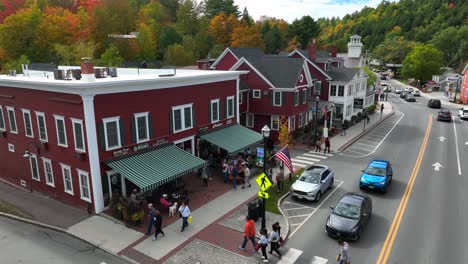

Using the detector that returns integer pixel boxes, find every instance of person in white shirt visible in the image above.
[337,240,351,264]
[241,163,251,189]
[268,224,282,258]
[259,228,269,262]
[179,202,191,232]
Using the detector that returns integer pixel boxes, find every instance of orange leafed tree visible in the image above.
[209,12,240,47]
[231,24,265,50]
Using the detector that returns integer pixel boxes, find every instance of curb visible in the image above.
[337,103,395,152]
[0,212,136,264]
[277,191,291,241]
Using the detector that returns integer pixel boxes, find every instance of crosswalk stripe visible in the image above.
[311,256,329,264]
[294,156,321,162]
[277,248,303,264]
[303,153,328,159]
[323,153,333,157]
[291,159,313,166]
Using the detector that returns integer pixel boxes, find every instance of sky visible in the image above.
[233,0,390,23]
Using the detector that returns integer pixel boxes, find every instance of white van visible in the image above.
[459,107,468,120]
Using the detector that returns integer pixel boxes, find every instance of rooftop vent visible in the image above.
[108,67,118,77]
[158,67,176,77]
[8,70,16,76]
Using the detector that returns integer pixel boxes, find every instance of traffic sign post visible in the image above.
[258,191,269,199]
[256,172,272,192]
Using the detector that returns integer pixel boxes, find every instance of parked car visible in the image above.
[394,87,403,94]
[413,90,421,96]
[407,87,414,94]
[359,160,393,193]
[406,93,416,102]
[290,165,334,202]
[380,75,387,80]
[400,91,407,99]
[458,107,468,120]
[427,99,441,108]
[326,192,372,240]
[437,109,452,122]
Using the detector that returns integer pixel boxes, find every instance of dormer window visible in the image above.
[325,61,331,71]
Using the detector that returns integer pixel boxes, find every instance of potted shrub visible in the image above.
[108,195,125,220]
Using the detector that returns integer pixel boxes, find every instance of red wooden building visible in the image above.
[0,60,261,213]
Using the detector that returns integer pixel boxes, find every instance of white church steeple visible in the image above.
[348,34,362,58]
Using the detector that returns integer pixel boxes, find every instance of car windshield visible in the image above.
[299,172,320,184]
[333,202,361,220]
[364,166,386,176]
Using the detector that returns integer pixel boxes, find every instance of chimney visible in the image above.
[81,57,95,82]
[331,45,337,58]
[308,39,317,62]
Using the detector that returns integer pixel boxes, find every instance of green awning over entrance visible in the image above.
[200,124,263,154]
[106,145,206,192]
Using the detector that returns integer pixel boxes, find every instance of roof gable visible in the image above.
[288,49,332,80]
[250,57,305,88]
[328,67,361,82]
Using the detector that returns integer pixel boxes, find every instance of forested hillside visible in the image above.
[0,0,466,72]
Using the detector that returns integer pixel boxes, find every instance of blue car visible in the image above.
[359,160,393,193]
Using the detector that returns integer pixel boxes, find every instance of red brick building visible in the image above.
[0,61,261,213]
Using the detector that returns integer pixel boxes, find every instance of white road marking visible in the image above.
[291,159,313,166]
[283,201,314,208]
[465,142,468,145]
[452,119,462,175]
[432,162,443,171]
[284,206,311,211]
[277,248,303,264]
[311,256,329,264]
[358,138,379,144]
[342,149,367,155]
[288,214,314,218]
[289,180,344,238]
[290,223,301,226]
[350,145,374,152]
[304,153,328,159]
[438,136,447,142]
[295,156,321,162]
[322,153,334,157]
[354,142,376,148]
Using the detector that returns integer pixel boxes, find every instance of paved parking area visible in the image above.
[340,112,404,157]
[281,180,343,237]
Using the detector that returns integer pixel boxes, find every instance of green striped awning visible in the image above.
[105,145,206,192]
[200,124,263,154]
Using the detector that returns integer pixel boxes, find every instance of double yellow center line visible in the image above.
[376,114,433,264]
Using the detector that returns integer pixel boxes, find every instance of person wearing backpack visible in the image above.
[269,224,282,258]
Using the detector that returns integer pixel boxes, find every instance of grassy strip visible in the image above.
[265,168,304,214]
[0,200,33,219]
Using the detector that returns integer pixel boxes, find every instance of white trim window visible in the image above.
[226,96,235,118]
[103,117,121,151]
[21,109,34,138]
[71,118,86,152]
[30,154,40,181]
[35,112,48,142]
[239,93,243,104]
[61,164,73,195]
[271,115,280,131]
[6,107,17,134]
[77,169,91,202]
[42,158,54,187]
[246,113,254,128]
[172,104,193,133]
[298,113,303,128]
[0,106,6,131]
[54,115,67,147]
[330,85,337,96]
[289,116,296,131]
[210,99,220,123]
[294,90,299,106]
[134,112,149,143]
[252,89,261,98]
[273,91,282,106]
[302,89,307,104]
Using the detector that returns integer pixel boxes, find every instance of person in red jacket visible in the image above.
[239,215,257,250]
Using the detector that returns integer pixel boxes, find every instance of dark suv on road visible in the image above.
[427,99,441,108]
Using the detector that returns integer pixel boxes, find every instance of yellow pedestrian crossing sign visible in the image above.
[258,191,269,199]
[256,173,272,191]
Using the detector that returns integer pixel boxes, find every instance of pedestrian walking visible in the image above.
[268,224,282,258]
[239,215,256,250]
[241,163,251,189]
[337,240,351,264]
[152,210,165,240]
[179,202,191,232]
[259,228,269,262]
[380,103,384,119]
[222,159,228,183]
[201,165,208,187]
[315,137,322,152]
[232,162,239,190]
[273,221,283,245]
[341,120,347,136]
[146,203,155,235]
[324,137,331,153]
[276,167,284,192]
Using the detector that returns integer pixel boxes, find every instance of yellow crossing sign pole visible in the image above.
[258,191,269,199]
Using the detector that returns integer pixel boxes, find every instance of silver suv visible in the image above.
[290,165,334,202]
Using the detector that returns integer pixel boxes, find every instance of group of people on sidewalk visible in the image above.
[239,215,283,263]
[222,152,252,191]
[315,137,331,153]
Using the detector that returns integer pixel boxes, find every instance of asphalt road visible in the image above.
[0,216,130,264]
[284,79,468,263]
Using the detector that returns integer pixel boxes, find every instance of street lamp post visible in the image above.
[260,125,270,231]
[22,142,40,192]
[314,96,319,145]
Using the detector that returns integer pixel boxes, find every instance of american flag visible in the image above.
[273,145,294,174]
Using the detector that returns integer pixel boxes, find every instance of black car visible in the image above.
[400,91,407,99]
[437,109,452,122]
[427,99,441,108]
[326,192,372,240]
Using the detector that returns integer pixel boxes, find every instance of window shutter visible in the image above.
[131,117,136,143]
[191,106,196,128]
[148,113,154,139]
[119,119,126,146]
[271,92,274,106]
[233,96,237,119]
[225,99,228,119]
[294,92,298,105]
[208,103,212,123]
[281,92,286,106]
[98,123,106,151]
[169,110,173,133]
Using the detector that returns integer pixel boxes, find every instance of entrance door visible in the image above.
[107,171,124,198]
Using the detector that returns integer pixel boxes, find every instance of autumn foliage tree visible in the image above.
[278,121,291,147]
[209,12,239,47]
[231,23,265,50]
